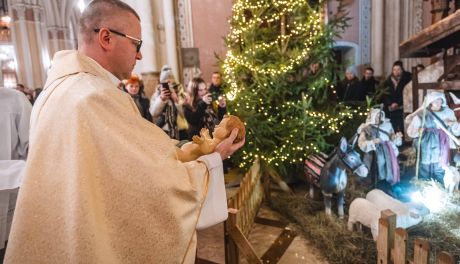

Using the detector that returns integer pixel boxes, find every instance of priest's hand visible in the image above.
[215,128,245,160]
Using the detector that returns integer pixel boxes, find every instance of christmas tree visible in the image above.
[222,0,356,177]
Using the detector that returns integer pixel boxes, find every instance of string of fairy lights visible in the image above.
[237,112,368,168]
[224,0,368,168]
[233,97,367,168]
[224,2,323,100]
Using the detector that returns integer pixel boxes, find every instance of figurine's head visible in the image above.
[431,98,443,111]
[425,91,446,112]
[366,108,385,125]
[213,115,245,143]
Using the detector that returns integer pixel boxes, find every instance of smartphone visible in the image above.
[161,83,169,90]
[211,91,219,101]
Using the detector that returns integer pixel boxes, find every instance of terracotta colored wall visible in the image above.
[328,0,359,44]
[190,0,233,83]
[422,0,432,29]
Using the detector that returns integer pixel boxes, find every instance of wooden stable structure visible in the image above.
[377,210,456,264]
[224,159,264,264]
[400,9,460,110]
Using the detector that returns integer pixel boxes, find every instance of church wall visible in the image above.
[327,0,365,77]
[328,0,360,45]
[10,0,449,93]
[190,0,232,84]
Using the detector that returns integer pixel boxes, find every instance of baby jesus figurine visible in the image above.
[176,115,245,162]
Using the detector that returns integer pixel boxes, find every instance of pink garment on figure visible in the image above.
[383,141,399,185]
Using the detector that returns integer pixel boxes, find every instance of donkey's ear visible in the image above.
[351,134,358,148]
[339,137,348,153]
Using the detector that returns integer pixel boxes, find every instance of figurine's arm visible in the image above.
[445,110,460,136]
[407,115,422,139]
[201,128,212,140]
[192,128,211,144]
[192,135,205,145]
[176,138,216,162]
[391,132,403,147]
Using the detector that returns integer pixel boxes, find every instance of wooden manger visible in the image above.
[224,158,264,264]
[377,210,457,264]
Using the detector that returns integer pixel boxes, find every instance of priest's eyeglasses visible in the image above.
[94,28,143,53]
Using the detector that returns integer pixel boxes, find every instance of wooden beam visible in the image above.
[413,81,460,91]
[439,53,460,82]
[261,228,296,263]
[225,210,240,264]
[228,225,262,264]
[439,80,460,90]
[254,216,287,228]
[417,82,440,91]
[400,10,460,58]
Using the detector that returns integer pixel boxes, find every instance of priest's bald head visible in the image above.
[78,0,142,80]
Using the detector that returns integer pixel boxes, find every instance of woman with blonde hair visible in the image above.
[149,65,187,139]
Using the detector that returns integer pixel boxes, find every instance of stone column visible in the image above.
[371,0,385,77]
[162,0,179,79]
[11,4,32,86]
[10,2,49,89]
[47,27,59,58]
[121,0,160,96]
[133,0,159,74]
[177,0,198,85]
[359,0,371,67]
[59,28,71,51]
[401,0,423,71]
[32,5,49,86]
[383,0,401,76]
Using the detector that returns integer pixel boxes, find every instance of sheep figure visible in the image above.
[347,198,381,241]
[365,189,426,229]
[442,165,460,193]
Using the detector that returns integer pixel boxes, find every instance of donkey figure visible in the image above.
[315,137,368,218]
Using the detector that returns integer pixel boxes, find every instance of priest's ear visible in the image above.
[95,28,115,52]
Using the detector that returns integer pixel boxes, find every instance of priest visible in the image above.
[5,0,244,263]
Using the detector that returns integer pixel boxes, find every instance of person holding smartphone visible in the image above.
[149,65,187,139]
[184,77,227,140]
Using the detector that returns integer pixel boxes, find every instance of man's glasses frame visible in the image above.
[94,28,142,53]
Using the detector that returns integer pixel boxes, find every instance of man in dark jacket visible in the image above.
[360,66,378,98]
[208,71,224,98]
[382,63,411,134]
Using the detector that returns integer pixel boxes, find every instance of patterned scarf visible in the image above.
[164,100,178,139]
[203,106,219,136]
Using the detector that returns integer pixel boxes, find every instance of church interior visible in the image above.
[1,0,460,263]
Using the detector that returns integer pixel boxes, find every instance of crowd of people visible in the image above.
[336,60,416,137]
[1,1,246,263]
[116,68,227,142]
[2,0,458,262]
